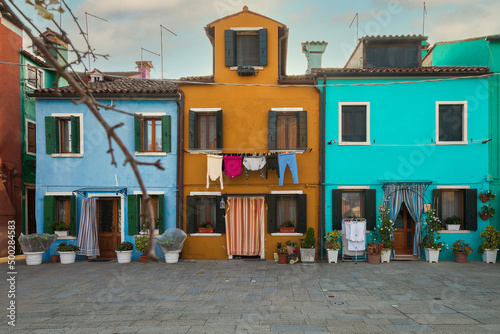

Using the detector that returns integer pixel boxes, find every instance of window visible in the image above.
[128,194,164,235]
[365,45,420,68]
[26,65,43,89]
[339,103,370,145]
[134,114,171,154]
[186,196,225,233]
[268,110,307,150]
[189,109,223,150]
[45,115,82,155]
[26,120,36,155]
[332,189,376,230]
[43,195,76,235]
[436,102,467,144]
[267,194,306,233]
[433,188,477,230]
[224,29,267,67]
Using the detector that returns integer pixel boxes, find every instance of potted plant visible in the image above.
[479,190,495,203]
[57,242,80,264]
[299,227,316,262]
[154,218,160,235]
[18,233,57,265]
[419,210,444,263]
[285,240,297,255]
[444,215,462,231]
[115,241,134,263]
[134,235,149,263]
[277,243,288,264]
[479,205,495,220]
[478,225,500,263]
[157,228,187,263]
[289,249,299,263]
[237,65,256,76]
[198,221,214,233]
[52,220,71,237]
[365,241,383,264]
[279,220,295,233]
[373,204,394,263]
[452,239,473,263]
[324,230,341,263]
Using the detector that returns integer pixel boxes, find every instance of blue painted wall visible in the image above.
[35,98,178,260]
[321,76,490,261]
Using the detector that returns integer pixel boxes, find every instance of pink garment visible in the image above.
[224,156,243,179]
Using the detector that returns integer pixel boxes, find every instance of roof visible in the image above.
[30,78,178,97]
[177,75,215,83]
[21,50,52,69]
[278,74,315,84]
[361,34,428,43]
[313,66,491,77]
[206,5,286,27]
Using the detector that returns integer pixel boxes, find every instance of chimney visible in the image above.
[135,61,154,79]
[302,41,328,74]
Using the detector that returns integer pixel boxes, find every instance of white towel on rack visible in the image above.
[349,222,366,242]
[348,240,365,251]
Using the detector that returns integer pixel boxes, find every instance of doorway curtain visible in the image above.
[77,197,100,256]
[225,196,264,256]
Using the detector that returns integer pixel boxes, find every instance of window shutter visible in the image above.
[216,110,223,150]
[43,195,55,233]
[45,116,59,154]
[134,115,141,152]
[297,194,307,233]
[298,111,307,150]
[70,196,77,236]
[464,189,478,231]
[332,189,343,230]
[71,116,80,154]
[267,194,277,233]
[258,29,268,66]
[162,115,171,153]
[186,196,197,234]
[224,30,236,67]
[216,196,226,234]
[268,110,277,150]
[364,189,376,230]
[189,110,195,149]
[158,194,165,234]
[128,195,139,235]
[432,189,443,222]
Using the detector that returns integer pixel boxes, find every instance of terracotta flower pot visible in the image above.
[140,255,148,263]
[51,255,60,263]
[480,195,489,203]
[280,227,296,233]
[479,213,490,221]
[198,227,214,233]
[278,253,288,264]
[454,252,468,263]
[367,253,381,264]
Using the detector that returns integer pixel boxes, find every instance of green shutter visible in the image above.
[267,194,276,233]
[43,195,56,233]
[45,116,59,154]
[464,189,478,231]
[298,111,307,150]
[162,115,171,153]
[70,116,80,154]
[216,196,226,234]
[364,189,376,230]
[189,110,195,149]
[268,110,277,150]
[186,196,197,234]
[224,30,236,67]
[258,29,268,66]
[297,194,307,233]
[134,115,141,152]
[158,194,165,234]
[128,195,139,235]
[432,189,443,222]
[70,196,77,236]
[216,110,223,150]
[332,189,343,230]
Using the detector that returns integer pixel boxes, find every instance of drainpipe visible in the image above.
[176,88,185,230]
[317,75,326,259]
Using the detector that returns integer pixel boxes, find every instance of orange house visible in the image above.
[178,7,320,260]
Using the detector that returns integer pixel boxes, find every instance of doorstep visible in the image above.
[393,254,421,261]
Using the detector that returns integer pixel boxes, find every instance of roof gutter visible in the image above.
[314,71,492,77]
[28,92,180,99]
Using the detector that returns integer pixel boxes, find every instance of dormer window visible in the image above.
[365,45,420,68]
[224,28,267,67]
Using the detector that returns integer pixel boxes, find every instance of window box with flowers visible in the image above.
[279,220,295,233]
[365,241,383,264]
[237,65,257,76]
[373,204,394,263]
[479,190,495,203]
[419,209,446,263]
[452,239,473,263]
[444,215,462,231]
[198,221,214,233]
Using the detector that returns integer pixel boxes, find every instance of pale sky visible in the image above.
[12,0,500,79]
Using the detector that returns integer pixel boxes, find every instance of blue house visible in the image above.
[315,35,491,261]
[31,77,180,260]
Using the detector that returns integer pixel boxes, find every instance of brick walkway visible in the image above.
[2,257,500,333]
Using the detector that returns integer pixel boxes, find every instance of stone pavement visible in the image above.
[2,257,500,333]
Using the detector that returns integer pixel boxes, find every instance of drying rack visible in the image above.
[341,218,367,263]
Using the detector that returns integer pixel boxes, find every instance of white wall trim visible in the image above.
[135,152,167,156]
[134,112,166,117]
[337,186,370,190]
[133,191,165,195]
[270,190,303,194]
[189,233,223,237]
[338,102,370,146]
[435,101,468,145]
[189,191,222,196]
[190,108,221,112]
[51,153,84,158]
[436,185,470,189]
[271,107,303,112]
[231,27,263,31]
[45,192,74,196]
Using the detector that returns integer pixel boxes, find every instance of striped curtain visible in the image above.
[383,184,404,222]
[77,198,100,256]
[225,196,264,256]
[402,184,425,257]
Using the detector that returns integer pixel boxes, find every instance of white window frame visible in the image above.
[435,101,468,145]
[134,112,167,156]
[188,108,223,154]
[26,119,36,156]
[50,113,84,157]
[26,65,44,90]
[338,102,370,146]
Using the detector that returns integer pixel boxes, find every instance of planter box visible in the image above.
[198,228,214,233]
[24,251,45,265]
[116,250,133,263]
[326,249,339,263]
[482,249,498,263]
[237,68,256,76]
[278,253,288,264]
[55,230,70,237]
[165,251,180,263]
[425,248,441,263]
[280,227,296,233]
[446,224,460,231]
[300,247,315,262]
[380,249,391,263]
[367,253,381,264]
[454,252,468,263]
[59,251,76,264]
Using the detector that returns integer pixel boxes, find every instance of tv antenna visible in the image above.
[349,13,359,41]
[85,12,108,70]
[422,2,427,35]
[140,47,160,77]
[160,25,177,80]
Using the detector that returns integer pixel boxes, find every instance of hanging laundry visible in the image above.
[206,155,223,190]
[278,152,299,186]
[265,153,279,179]
[242,156,266,179]
[224,155,243,179]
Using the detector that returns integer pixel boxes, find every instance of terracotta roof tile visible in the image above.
[312,66,491,76]
[177,75,214,82]
[21,50,52,69]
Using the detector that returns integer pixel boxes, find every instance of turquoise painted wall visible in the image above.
[322,76,490,261]
[431,39,490,67]
[35,98,178,260]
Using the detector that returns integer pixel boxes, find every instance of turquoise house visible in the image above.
[316,35,491,261]
[31,78,180,260]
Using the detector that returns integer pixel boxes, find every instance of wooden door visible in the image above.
[393,204,415,255]
[97,198,120,258]
[27,188,37,234]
